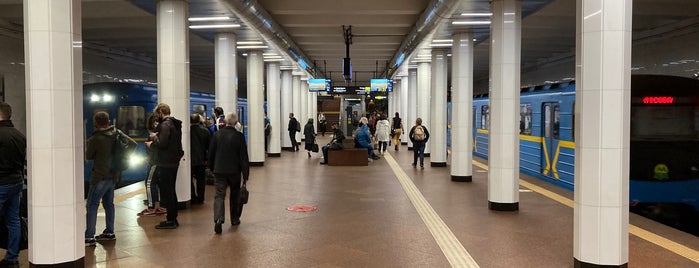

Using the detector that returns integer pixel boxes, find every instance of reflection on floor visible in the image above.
[6,136,699,267]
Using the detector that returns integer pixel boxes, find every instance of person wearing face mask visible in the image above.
[145,103,184,229]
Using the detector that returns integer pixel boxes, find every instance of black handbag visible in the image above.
[311,143,319,153]
[239,181,249,204]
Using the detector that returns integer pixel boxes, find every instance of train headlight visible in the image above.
[129,154,145,167]
[90,94,100,102]
[103,94,114,102]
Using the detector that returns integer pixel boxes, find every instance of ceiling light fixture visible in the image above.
[429,43,452,47]
[189,24,241,29]
[237,41,264,45]
[432,39,453,43]
[188,16,231,21]
[461,13,492,17]
[452,21,491,25]
[237,45,269,49]
[263,59,285,62]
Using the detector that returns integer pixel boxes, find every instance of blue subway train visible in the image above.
[82,82,249,188]
[465,75,699,234]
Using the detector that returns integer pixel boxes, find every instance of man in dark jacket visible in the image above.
[146,103,184,229]
[0,102,25,266]
[85,111,136,246]
[190,114,210,204]
[320,123,344,165]
[208,112,250,234]
[287,113,300,151]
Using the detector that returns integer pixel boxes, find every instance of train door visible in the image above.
[541,103,561,179]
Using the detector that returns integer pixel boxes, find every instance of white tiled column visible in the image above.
[247,50,265,166]
[24,0,84,265]
[311,92,318,133]
[451,32,475,182]
[574,0,631,266]
[266,62,282,156]
[300,78,308,135]
[280,70,292,150]
[292,74,302,144]
[407,67,418,150]
[430,49,448,166]
[215,32,238,115]
[417,62,431,156]
[400,75,409,145]
[488,0,521,211]
[157,0,190,203]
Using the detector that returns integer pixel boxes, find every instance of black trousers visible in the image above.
[191,165,206,203]
[289,131,298,151]
[214,174,243,223]
[156,166,179,221]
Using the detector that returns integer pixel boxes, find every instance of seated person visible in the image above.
[320,122,345,165]
[354,117,379,160]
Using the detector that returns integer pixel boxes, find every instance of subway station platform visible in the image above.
[8,137,699,267]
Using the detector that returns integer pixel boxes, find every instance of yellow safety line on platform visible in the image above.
[384,153,479,268]
[471,160,699,264]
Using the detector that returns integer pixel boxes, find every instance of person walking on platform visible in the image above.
[392,112,403,151]
[375,114,391,155]
[146,103,184,229]
[355,117,379,160]
[303,118,316,158]
[85,111,136,245]
[287,113,300,151]
[208,112,250,234]
[409,117,430,169]
[0,102,26,265]
[190,114,210,204]
[318,112,326,136]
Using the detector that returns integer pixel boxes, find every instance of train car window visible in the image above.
[481,105,490,130]
[553,105,560,139]
[520,103,532,135]
[473,106,476,131]
[542,103,560,139]
[192,104,206,117]
[116,106,146,137]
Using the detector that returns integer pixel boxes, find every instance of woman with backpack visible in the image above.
[409,117,430,169]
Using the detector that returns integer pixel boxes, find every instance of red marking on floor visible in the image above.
[287,205,317,212]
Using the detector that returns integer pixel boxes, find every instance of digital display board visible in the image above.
[370,79,393,92]
[308,78,331,92]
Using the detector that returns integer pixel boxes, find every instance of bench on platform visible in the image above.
[328,148,368,166]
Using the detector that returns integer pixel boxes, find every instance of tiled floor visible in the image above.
[7,136,699,267]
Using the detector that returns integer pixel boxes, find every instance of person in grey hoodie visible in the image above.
[146,103,184,229]
[85,111,136,246]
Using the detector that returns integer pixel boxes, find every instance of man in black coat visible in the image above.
[287,113,299,151]
[190,114,210,204]
[208,112,250,234]
[0,102,25,266]
[146,103,184,229]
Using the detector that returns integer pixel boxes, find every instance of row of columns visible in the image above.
[386,0,631,266]
[22,0,631,266]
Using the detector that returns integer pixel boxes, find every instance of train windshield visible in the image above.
[116,106,146,137]
[631,105,699,140]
